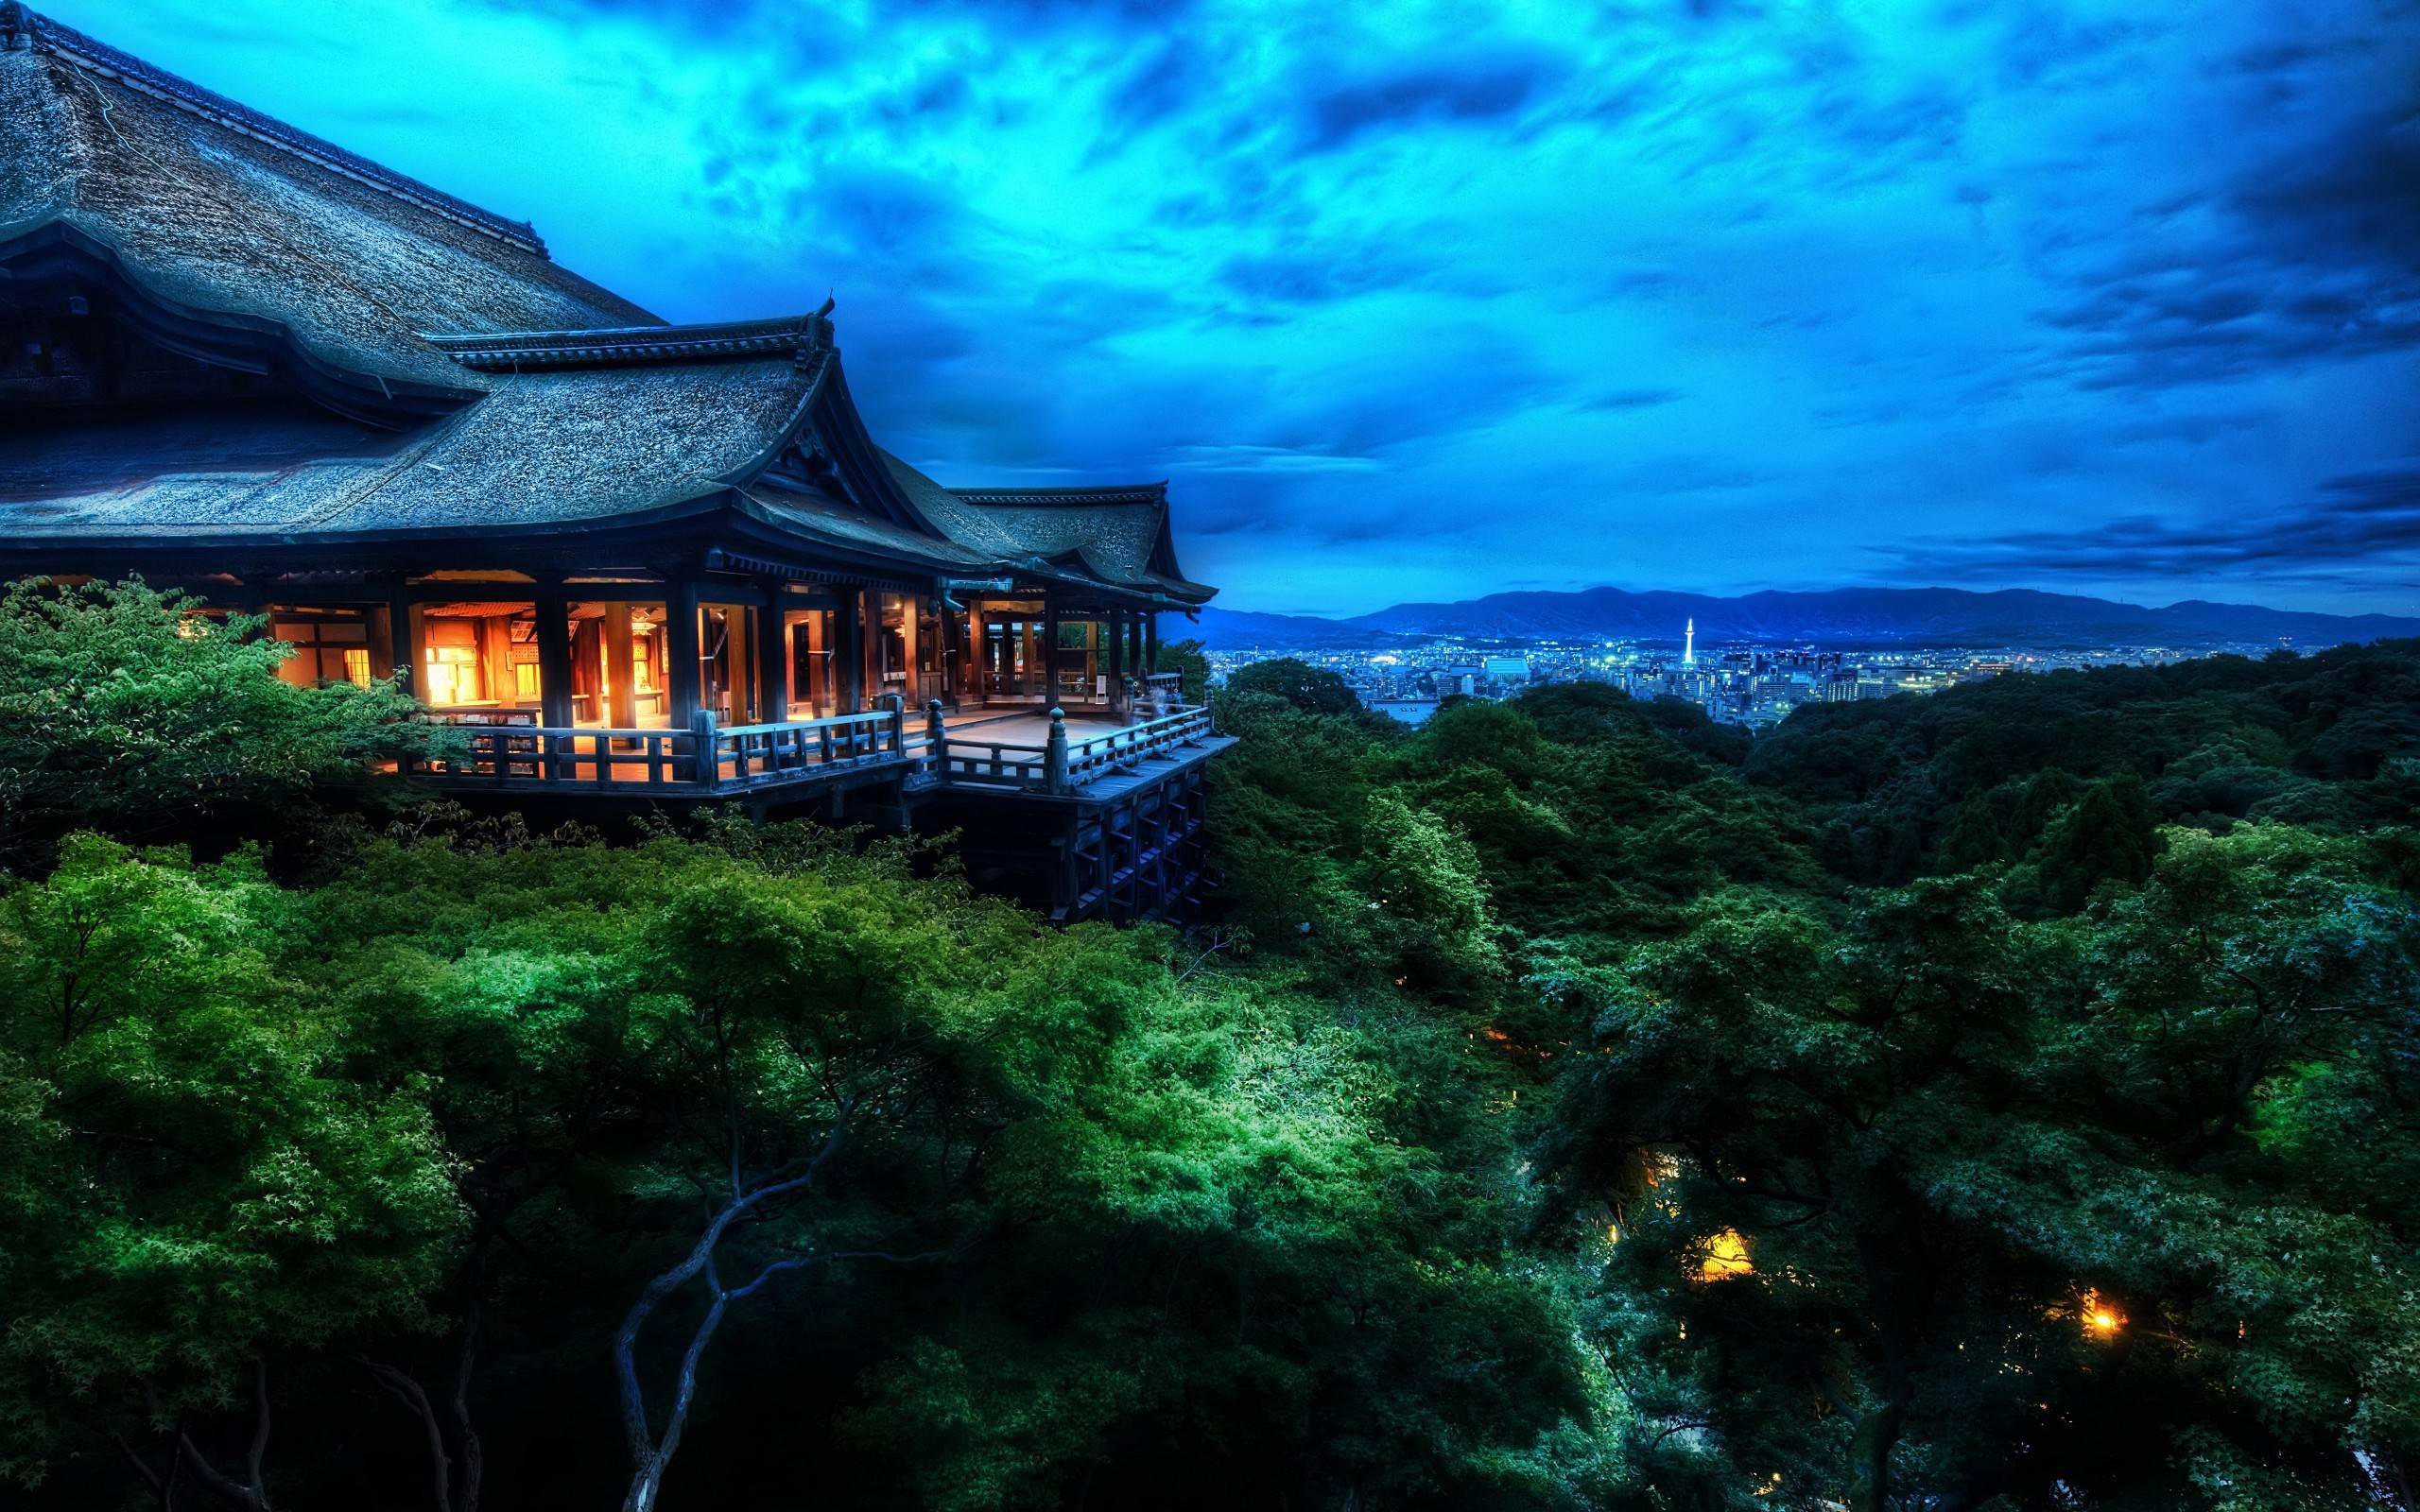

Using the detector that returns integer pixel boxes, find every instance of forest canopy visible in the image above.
[3,583,2416,1511]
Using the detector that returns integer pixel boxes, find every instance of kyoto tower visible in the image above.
[1683,617,1696,666]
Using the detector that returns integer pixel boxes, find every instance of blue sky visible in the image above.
[56,0,2420,616]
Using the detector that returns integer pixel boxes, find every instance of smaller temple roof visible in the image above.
[950,484,1213,604]
[872,457,1212,603]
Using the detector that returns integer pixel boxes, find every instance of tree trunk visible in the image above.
[453,1313,484,1512]
[623,1451,671,1512]
[1847,1398,1902,1511]
[168,1361,275,1511]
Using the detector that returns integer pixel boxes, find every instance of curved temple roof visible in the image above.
[0,5,1214,607]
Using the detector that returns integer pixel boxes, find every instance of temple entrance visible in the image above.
[1056,618,1101,706]
[974,598,1046,703]
[784,606,838,718]
[413,601,541,717]
[873,592,918,704]
[698,603,760,724]
[567,601,669,730]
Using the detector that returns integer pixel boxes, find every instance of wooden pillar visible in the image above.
[964,600,986,706]
[899,594,922,706]
[1145,610,1160,674]
[536,580,573,728]
[604,604,637,728]
[1042,593,1061,709]
[385,589,415,693]
[1108,606,1128,716]
[804,609,828,715]
[833,592,863,712]
[477,613,513,708]
[757,588,789,723]
[666,576,701,727]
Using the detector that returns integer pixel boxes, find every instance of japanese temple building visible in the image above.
[0,5,1229,921]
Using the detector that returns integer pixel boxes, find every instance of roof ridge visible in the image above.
[950,482,1168,506]
[423,313,837,370]
[2,3,550,258]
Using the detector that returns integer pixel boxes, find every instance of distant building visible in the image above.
[1484,655,1532,685]
[1365,697,1441,727]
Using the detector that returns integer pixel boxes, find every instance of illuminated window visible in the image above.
[271,610,373,689]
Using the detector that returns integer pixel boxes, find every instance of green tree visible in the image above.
[2017,768,2163,913]
[1221,658,1367,718]
[0,577,449,870]
[1536,826,2420,1508]
[0,834,463,1504]
[1153,634,1213,703]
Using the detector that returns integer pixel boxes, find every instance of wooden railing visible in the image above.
[926,735,1052,790]
[413,708,908,792]
[412,697,1216,799]
[924,700,1216,797]
[1061,704,1215,786]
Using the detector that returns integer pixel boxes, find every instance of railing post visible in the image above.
[1045,705,1070,795]
[925,698,948,780]
[690,708,719,787]
[880,692,906,755]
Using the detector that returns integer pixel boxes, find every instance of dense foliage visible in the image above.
[0,578,447,871]
[2,586,2415,1509]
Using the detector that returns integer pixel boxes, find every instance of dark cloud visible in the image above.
[1297,48,1568,152]
[2032,88,2420,390]
[1215,248,1437,305]
[1883,465,2420,580]
[1104,41,1204,131]
[1582,388,1685,412]
[2232,105,2420,277]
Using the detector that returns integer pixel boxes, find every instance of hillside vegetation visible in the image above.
[2,582,2415,1510]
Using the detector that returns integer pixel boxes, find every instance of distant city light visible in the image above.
[1205,630,2251,731]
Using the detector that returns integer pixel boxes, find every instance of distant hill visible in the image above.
[1173,587,2420,651]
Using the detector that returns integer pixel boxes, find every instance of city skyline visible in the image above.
[55,0,2420,620]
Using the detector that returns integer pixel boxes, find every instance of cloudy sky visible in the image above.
[55,0,2420,616]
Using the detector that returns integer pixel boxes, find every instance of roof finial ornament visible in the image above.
[816,293,836,318]
[2,3,33,51]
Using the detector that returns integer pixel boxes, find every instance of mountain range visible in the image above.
[1175,587,2420,652]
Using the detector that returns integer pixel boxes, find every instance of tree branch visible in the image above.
[357,1356,451,1512]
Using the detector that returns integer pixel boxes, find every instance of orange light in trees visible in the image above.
[2080,1288,2124,1339]
[1696,1228,1753,1282]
